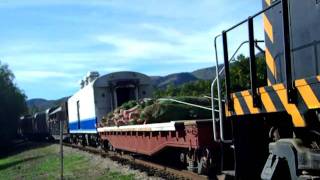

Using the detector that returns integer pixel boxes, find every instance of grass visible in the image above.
[0,143,134,180]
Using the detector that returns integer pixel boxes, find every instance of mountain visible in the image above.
[192,66,215,80]
[27,97,68,113]
[151,65,224,88]
[152,72,199,88]
[27,98,55,111]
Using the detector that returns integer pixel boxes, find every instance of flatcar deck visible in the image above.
[98,119,214,156]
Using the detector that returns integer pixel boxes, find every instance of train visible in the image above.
[19,0,320,179]
[19,71,153,143]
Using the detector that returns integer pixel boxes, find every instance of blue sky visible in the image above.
[0,0,264,100]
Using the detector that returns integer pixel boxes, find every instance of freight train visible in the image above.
[19,0,320,179]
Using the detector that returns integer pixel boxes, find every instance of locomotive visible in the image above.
[19,0,320,179]
[210,0,320,179]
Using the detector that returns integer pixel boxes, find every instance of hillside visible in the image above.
[191,66,215,80]
[153,72,199,88]
[27,97,68,113]
[152,65,223,88]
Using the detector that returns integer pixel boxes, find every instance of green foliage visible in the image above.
[229,54,267,92]
[140,98,212,123]
[120,100,138,110]
[153,80,211,98]
[0,61,28,145]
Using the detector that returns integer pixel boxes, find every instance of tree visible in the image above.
[0,61,28,146]
[153,80,212,98]
[230,54,267,92]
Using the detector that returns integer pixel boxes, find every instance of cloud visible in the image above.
[94,22,219,63]
[14,70,71,81]
[96,34,176,59]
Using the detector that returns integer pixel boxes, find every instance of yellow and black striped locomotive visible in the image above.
[213,0,320,179]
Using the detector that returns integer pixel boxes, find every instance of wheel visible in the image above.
[197,157,208,175]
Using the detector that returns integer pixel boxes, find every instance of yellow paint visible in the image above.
[261,89,277,112]
[263,13,274,43]
[275,85,306,127]
[267,79,272,86]
[295,79,307,86]
[297,80,320,109]
[266,48,276,79]
[233,98,244,115]
[225,104,232,117]
[240,90,250,97]
[265,0,271,6]
[241,91,260,114]
[272,83,285,91]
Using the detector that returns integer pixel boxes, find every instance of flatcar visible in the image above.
[67,71,153,146]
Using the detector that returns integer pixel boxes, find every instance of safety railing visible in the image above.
[211,0,293,143]
[211,39,264,142]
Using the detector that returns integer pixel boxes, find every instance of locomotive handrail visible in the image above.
[211,37,264,142]
[203,95,225,102]
[212,0,288,143]
[224,0,281,33]
[158,98,212,111]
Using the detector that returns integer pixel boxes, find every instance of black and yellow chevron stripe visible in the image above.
[263,0,277,86]
[225,76,320,128]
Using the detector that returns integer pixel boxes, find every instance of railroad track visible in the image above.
[63,143,209,180]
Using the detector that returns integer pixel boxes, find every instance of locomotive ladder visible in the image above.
[211,0,284,143]
[211,0,294,143]
[211,38,264,143]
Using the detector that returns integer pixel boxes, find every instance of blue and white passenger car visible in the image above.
[68,71,153,145]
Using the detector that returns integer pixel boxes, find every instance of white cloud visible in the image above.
[94,21,242,65]
[15,70,71,81]
[96,34,176,58]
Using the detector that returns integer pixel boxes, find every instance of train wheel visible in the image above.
[186,149,196,172]
[108,142,115,151]
[197,157,206,174]
[101,140,109,151]
[197,148,211,175]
